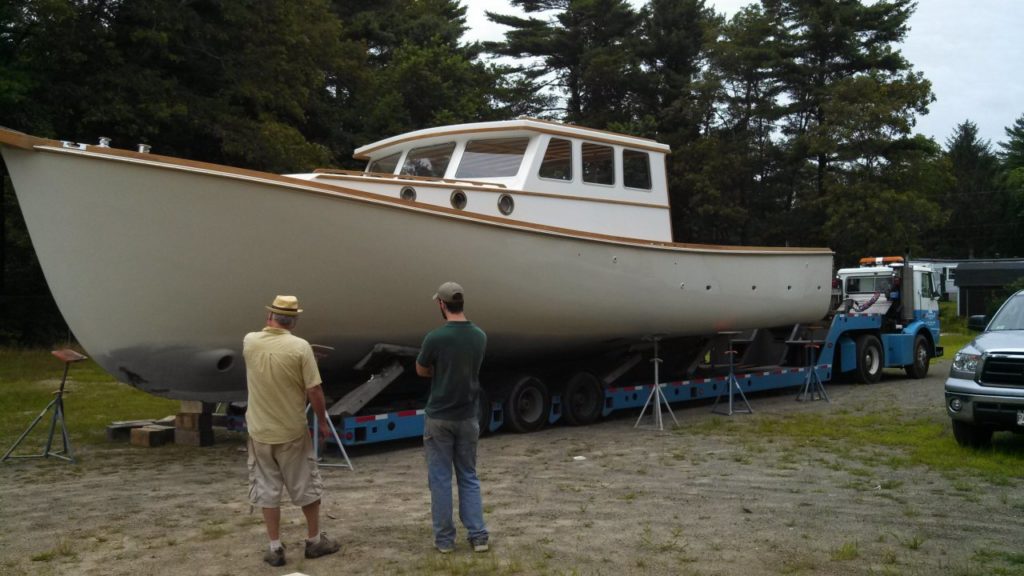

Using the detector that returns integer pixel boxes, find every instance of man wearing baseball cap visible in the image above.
[243,295,341,566]
[416,282,490,553]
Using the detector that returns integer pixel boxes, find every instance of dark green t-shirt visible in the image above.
[417,321,487,420]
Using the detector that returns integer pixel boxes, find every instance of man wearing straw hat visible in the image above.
[243,295,341,567]
[416,281,490,554]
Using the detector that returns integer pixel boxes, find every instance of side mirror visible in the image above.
[967,315,988,332]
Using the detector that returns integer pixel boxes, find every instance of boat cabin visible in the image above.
[300,119,673,242]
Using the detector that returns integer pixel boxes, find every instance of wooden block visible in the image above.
[106,421,150,442]
[175,413,212,431]
[180,400,205,414]
[130,425,175,447]
[175,427,215,447]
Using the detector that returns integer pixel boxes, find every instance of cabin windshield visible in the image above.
[455,137,529,178]
[367,152,400,175]
[400,143,456,177]
[582,143,614,185]
[538,138,572,181]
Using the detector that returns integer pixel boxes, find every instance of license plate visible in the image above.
[1019,410,1024,427]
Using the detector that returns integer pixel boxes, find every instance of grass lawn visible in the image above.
[0,348,179,450]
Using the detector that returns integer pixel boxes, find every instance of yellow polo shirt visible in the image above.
[243,327,322,444]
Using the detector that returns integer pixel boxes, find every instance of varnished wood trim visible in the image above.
[353,124,669,160]
[313,172,669,210]
[25,141,830,255]
[0,127,49,150]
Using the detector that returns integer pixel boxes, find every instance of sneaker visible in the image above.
[471,539,489,553]
[305,532,341,559]
[263,544,286,567]
[436,544,454,554]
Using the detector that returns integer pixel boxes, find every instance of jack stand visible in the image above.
[796,343,830,402]
[711,336,753,416]
[306,405,353,471]
[3,349,87,464]
[634,335,678,430]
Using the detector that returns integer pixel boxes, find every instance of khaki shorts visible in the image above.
[247,434,323,508]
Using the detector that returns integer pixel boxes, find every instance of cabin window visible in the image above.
[538,138,572,181]
[400,142,456,178]
[367,152,400,175]
[455,138,529,178]
[623,149,652,190]
[582,142,614,185]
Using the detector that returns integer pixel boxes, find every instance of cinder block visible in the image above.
[130,425,175,447]
[175,413,212,431]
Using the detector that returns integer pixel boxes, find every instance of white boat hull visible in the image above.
[2,139,833,401]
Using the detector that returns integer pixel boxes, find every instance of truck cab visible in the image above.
[836,257,941,343]
[830,256,942,382]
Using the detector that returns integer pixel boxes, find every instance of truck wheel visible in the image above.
[504,375,550,433]
[855,334,883,384]
[951,420,993,448]
[904,334,930,379]
[562,372,604,426]
[477,386,492,436]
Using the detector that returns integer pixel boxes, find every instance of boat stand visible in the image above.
[3,349,87,464]
[634,335,678,430]
[710,335,752,416]
[306,404,353,471]
[796,343,830,403]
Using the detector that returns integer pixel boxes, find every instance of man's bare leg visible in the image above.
[262,507,282,541]
[301,498,321,539]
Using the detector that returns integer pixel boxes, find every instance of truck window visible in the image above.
[920,273,935,298]
[367,152,400,175]
[538,138,572,181]
[455,137,530,178]
[845,276,891,294]
[582,142,614,185]
[400,142,456,178]
[623,149,651,190]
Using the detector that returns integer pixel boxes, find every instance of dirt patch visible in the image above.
[1,359,1022,575]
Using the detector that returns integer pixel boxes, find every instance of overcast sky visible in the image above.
[465,0,1024,150]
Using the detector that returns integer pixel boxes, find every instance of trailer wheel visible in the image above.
[504,375,550,433]
[951,420,992,448]
[562,372,604,426]
[477,386,492,436]
[855,334,883,384]
[904,334,930,379]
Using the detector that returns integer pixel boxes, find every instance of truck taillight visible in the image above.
[832,278,841,290]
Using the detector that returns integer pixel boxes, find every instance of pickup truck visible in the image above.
[945,289,1024,447]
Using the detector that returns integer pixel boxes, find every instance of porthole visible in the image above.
[400,186,417,201]
[497,194,515,216]
[450,189,467,210]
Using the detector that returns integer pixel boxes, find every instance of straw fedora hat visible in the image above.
[266,295,303,316]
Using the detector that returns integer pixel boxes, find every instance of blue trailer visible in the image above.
[273,256,942,450]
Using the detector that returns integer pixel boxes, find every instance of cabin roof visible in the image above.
[352,118,672,160]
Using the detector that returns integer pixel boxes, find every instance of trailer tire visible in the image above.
[504,375,550,433]
[477,386,492,435]
[855,334,883,384]
[562,372,604,426]
[904,334,930,379]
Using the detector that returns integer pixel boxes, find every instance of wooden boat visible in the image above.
[0,119,833,401]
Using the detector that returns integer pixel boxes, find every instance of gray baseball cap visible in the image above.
[433,281,464,303]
